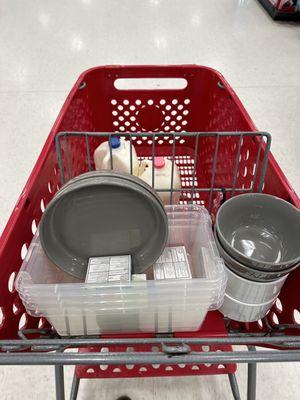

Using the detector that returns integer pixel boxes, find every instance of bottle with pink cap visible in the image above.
[138,156,181,205]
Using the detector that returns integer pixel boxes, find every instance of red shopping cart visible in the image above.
[0,65,299,400]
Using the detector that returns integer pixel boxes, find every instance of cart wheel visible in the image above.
[116,397,132,400]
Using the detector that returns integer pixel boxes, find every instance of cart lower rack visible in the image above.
[0,65,299,400]
[1,319,300,400]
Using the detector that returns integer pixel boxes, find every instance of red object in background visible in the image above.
[275,0,297,11]
[0,65,299,380]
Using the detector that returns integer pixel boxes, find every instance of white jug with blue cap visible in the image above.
[94,136,139,175]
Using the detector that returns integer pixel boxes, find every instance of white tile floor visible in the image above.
[0,0,299,399]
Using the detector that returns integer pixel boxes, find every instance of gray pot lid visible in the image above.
[57,170,165,209]
[40,172,168,279]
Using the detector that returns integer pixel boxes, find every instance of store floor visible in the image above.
[0,0,299,399]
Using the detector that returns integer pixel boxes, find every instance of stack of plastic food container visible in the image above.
[16,205,226,336]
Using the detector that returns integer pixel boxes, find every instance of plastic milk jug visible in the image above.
[94,137,139,175]
[139,156,181,205]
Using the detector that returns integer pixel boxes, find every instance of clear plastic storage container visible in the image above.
[16,205,226,335]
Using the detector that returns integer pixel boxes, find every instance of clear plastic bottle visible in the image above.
[93,137,139,175]
[139,156,181,205]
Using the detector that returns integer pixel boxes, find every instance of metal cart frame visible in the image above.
[1,331,300,400]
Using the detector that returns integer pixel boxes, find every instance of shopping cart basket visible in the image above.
[0,65,299,400]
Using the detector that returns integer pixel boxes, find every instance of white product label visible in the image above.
[154,246,191,280]
[86,255,131,283]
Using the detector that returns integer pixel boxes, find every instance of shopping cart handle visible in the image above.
[161,343,191,355]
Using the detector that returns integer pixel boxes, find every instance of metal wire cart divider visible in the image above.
[56,130,270,210]
[1,64,300,400]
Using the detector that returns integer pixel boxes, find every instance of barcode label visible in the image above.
[86,255,131,283]
[154,246,191,280]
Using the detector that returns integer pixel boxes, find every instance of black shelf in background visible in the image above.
[257,0,300,20]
